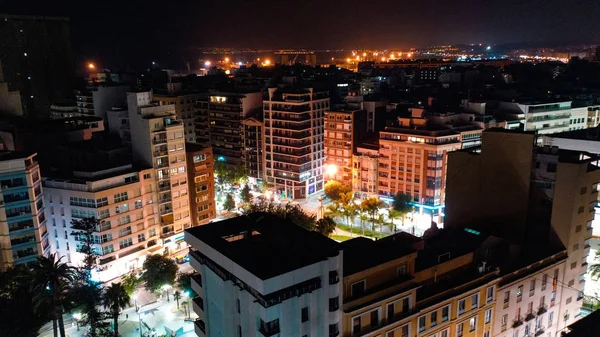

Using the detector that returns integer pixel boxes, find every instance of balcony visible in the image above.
[194,319,206,337]
[192,296,204,312]
[525,313,535,321]
[258,322,280,337]
[535,328,545,336]
[153,137,167,145]
[538,306,547,315]
[191,273,202,294]
[513,318,524,328]
[158,183,170,192]
[160,207,173,215]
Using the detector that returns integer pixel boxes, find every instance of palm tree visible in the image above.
[102,282,130,337]
[388,209,402,233]
[32,254,77,337]
[359,213,370,236]
[361,197,384,235]
[174,290,182,309]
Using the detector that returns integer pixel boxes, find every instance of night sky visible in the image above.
[1,0,599,68]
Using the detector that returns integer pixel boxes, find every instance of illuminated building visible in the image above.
[185,143,216,226]
[500,101,588,135]
[324,109,367,185]
[185,212,343,337]
[241,116,265,182]
[155,93,203,144]
[264,87,329,199]
[43,164,158,282]
[197,92,263,168]
[0,152,48,270]
[127,91,191,252]
[352,141,379,198]
[586,106,600,128]
[446,129,600,330]
[75,85,129,123]
[377,114,482,219]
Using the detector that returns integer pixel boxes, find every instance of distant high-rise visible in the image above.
[185,143,216,227]
[0,15,74,119]
[264,87,329,199]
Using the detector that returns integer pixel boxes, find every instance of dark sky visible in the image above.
[2,0,599,68]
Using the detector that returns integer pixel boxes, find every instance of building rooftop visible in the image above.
[185,212,341,280]
[0,150,36,161]
[563,308,600,337]
[536,146,600,165]
[341,232,419,276]
[545,125,600,142]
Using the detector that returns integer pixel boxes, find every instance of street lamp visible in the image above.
[87,62,95,70]
[184,291,192,320]
[162,284,172,302]
[326,164,338,178]
[318,196,324,219]
[73,312,82,331]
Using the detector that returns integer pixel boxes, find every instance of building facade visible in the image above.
[500,101,588,135]
[185,213,343,337]
[241,116,265,183]
[127,91,191,253]
[264,87,329,199]
[155,93,202,144]
[378,117,482,217]
[185,143,216,227]
[197,92,263,168]
[0,152,48,270]
[43,165,160,282]
[324,109,367,186]
[75,85,129,125]
[352,143,379,198]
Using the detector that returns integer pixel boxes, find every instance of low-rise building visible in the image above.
[499,101,588,135]
[185,212,343,337]
[0,151,48,270]
[186,143,216,227]
[352,141,379,198]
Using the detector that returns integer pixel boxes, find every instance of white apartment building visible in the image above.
[76,85,129,123]
[500,101,588,135]
[264,87,329,199]
[185,213,343,337]
[155,93,202,144]
[0,152,48,270]
[352,143,379,198]
[43,164,159,282]
[128,91,191,252]
[493,254,567,337]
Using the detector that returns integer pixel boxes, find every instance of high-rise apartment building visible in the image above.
[324,109,367,186]
[155,93,202,144]
[0,151,48,270]
[185,143,216,227]
[127,91,191,251]
[500,101,588,135]
[75,85,129,124]
[241,116,265,182]
[185,212,343,337]
[43,164,159,282]
[264,87,329,199]
[378,116,482,218]
[352,141,379,198]
[197,92,263,168]
[0,15,74,118]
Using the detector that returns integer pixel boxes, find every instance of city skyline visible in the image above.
[2,0,600,69]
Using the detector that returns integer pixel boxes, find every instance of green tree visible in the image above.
[359,213,370,236]
[177,272,196,296]
[240,184,253,203]
[102,283,130,337]
[70,217,101,280]
[142,254,178,294]
[393,192,414,225]
[31,254,77,337]
[0,265,52,337]
[233,162,249,185]
[589,250,600,280]
[338,191,355,228]
[324,180,352,202]
[121,271,142,297]
[223,193,236,211]
[316,216,337,236]
[214,160,229,190]
[247,202,316,231]
[387,209,402,233]
[361,197,384,234]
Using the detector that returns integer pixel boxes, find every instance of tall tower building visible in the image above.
[324,109,367,186]
[154,93,203,144]
[241,116,265,182]
[127,91,191,252]
[185,143,216,227]
[0,151,48,270]
[264,87,329,199]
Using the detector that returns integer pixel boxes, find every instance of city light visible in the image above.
[381,57,386,61]
[326,164,338,177]
[225,57,229,62]
[204,61,211,67]
[264,59,271,65]
[238,61,243,66]
[362,52,366,57]
[346,58,351,63]
[88,62,95,70]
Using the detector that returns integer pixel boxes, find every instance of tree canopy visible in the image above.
[324,180,352,202]
[142,254,178,294]
[240,184,253,203]
[316,217,337,236]
[223,193,236,211]
[393,192,414,214]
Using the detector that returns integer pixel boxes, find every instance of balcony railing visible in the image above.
[525,313,535,321]
[195,319,206,334]
[513,318,524,328]
[538,306,547,315]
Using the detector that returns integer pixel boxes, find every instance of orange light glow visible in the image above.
[88,63,95,70]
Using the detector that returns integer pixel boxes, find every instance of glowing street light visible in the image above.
[326,164,338,177]
[381,57,386,61]
[87,62,95,70]
[264,59,271,65]
[162,284,172,302]
[362,52,367,57]
[204,61,211,67]
[346,58,351,63]
[225,57,230,62]
[73,312,82,331]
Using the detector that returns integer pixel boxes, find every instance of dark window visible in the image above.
[238,325,242,337]
[535,161,540,168]
[547,163,557,173]
[387,303,395,321]
[329,270,339,284]
[402,298,409,312]
[329,296,339,312]
[301,307,309,322]
[351,280,366,298]
[352,317,361,334]
[370,310,379,327]
[237,298,240,313]
[329,323,339,337]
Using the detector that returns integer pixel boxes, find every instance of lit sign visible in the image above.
[337,83,349,87]
[210,96,227,103]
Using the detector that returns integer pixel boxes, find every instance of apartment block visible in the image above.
[0,152,48,270]
[264,87,329,199]
[352,142,379,198]
[378,116,482,218]
[324,109,367,186]
[75,85,129,123]
[185,143,216,227]
[43,164,159,282]
[197,92,263,168]
[241,116,265,182]
[155,93,202,144]
[500,101,588,135]
[128,91,191,251]
[184,212,343,337]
